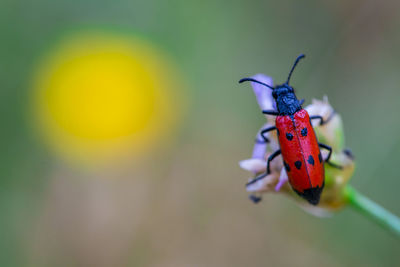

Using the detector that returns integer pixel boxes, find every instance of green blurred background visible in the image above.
[2,0,400,266]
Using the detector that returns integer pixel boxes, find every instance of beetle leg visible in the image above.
[249,194,262,203]
[319,143,343,169]
[262,110,279,116]
[256,126,277,144]
[310,115,324,125]
[266,149,282,174]
[343,148,354,160]
[310,110,336,126]
[246,149,282,186]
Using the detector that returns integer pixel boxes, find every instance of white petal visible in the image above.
[298,204,333,218]
[246,172,280,192]
[305,96,334,126]
[239,158,266,173]
[321,150,330,162]
[246,175,271,192]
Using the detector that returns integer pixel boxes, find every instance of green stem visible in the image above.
[344,185,400,238]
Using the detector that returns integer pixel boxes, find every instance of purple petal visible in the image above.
[250,74,275,110]
[251,142,267,160]
[275,168,288,191]
[251,123,269,159]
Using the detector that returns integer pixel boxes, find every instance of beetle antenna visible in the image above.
[286,54,305,84]
[239,78,274,90]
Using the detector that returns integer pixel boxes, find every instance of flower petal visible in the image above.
[252,123,270,159]
[239,158,266,174]
[275,168,288,191]
[251,141,267,160]
[250,74,275,111]
[305,96,333,123]
[298,204,333,218]
[246,174,275,192]
[305,96,345,151]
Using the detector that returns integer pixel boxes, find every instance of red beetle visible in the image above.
[239,54,341,205]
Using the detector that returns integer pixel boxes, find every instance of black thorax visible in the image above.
[272,83,302,116]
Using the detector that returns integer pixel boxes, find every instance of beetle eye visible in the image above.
[272,91,277,98]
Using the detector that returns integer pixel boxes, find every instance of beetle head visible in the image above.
[239,54,306,115]
[272,83,294,99]
[273,83,302,115]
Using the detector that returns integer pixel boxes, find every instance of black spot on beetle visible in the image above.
[318,153,322,163]
[295,161,302,170]
[286,133,293,141]
[301,127,308,136]
[284,161,290,172]
[308,155,314,166]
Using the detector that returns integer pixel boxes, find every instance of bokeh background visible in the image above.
[2,0,400,266]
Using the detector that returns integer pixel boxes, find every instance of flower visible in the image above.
[239,75,355,216]
[31,31,184,166]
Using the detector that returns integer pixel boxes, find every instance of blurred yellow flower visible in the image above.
[32,31,183,165]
